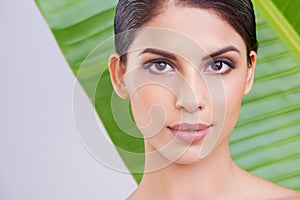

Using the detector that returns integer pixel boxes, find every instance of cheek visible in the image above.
[130,85,174,127]
[223,74,247,129]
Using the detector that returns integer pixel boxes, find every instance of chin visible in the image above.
[157,143,211,165]
[173,156,202,165]
[173,146,211,165]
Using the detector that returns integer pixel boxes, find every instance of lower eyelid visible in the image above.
[202,62,234,75]
[142,62,177,75]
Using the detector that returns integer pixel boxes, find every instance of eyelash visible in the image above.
[204,58,236,75]
[143,58,236,75]
[143,59,176,75]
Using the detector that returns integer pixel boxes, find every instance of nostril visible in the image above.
[199,104,205,111]
[175,98,205,112]
[175,99,181,109]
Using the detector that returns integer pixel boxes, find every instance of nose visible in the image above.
[175,68,208,113]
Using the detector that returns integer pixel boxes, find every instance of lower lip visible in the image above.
[169,128,209,143]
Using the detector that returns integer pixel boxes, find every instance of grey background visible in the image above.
[0,0,136,199]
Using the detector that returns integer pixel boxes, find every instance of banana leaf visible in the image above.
[272,0,300,36]
[35,0,300,189]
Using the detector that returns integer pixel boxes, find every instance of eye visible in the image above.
[144,60,176,75]
[204,59,235,74]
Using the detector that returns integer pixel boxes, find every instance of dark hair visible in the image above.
[114,0,258,64]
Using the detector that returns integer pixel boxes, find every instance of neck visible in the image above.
[139,140,237,199]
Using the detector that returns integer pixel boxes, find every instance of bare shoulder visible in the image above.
[277,193,300,200]
[126,186,158,200]
[273,184,300,200]
[236,167,300,200]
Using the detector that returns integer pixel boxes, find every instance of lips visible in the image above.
[168,123,210,143]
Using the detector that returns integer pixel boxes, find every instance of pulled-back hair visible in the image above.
[114,0,258,64]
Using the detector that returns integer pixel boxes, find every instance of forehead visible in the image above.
[128,6,246,58]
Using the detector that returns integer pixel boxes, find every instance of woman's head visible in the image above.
[114,0,258,64]
[109,0,258,168]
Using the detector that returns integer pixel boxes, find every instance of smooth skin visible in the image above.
[109,5,300,200]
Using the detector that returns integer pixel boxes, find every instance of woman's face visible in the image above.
[110,6,256,169]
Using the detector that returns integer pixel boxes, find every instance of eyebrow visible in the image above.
[138,48,177,61]
[202,46,241,61]
[138,46,240,61]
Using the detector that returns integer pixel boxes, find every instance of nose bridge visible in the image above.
[176,66,208,112]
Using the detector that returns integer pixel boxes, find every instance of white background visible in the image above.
[0,0,136,199]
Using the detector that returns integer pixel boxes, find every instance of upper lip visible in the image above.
[168,123,211,131]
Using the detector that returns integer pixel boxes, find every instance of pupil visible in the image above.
[156,63,167,71]
[213,62,222,70]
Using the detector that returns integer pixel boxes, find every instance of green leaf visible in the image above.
[231,0,300,190]
[271,0,300,36]
[35,0,300,189]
